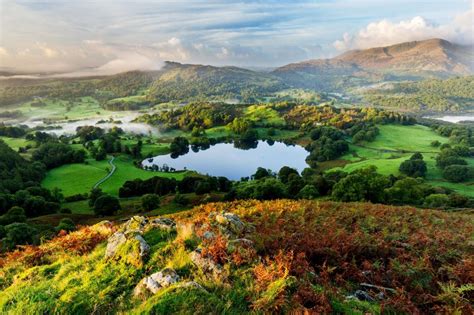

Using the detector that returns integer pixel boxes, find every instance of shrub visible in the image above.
[56,218,76,232]
[93,195,121,216]
[141,194,160,211]
[0,206,27,225]
[443,165,473,182]
[173,193,189,206]
[3,223,38,250]
[297,185,319,199]
[423,194,449,209]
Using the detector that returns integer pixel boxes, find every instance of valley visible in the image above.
[0,37,473,314]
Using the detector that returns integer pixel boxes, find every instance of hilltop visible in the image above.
[273,38,474,90]
[1,200,472,314]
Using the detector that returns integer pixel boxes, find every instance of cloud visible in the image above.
[333,5,474,51]
[0,47,8,57]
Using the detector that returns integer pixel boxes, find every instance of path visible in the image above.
[93,156,116,189]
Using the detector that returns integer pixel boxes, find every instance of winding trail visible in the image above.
[93,156,116,189]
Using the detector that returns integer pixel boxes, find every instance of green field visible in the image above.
[0,136,34,150]
[332,124,474,196]
[42,154,189,197]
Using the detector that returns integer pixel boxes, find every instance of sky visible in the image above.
[0,0,472,75]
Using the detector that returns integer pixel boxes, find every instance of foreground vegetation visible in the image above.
[0,200,472,314]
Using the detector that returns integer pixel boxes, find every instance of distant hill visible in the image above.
[273,38,474,91]
[336,38,473,75]
[146,61,286,103]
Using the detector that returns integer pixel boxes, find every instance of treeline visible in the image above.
[364,76,474,112]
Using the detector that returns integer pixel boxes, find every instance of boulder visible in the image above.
[123,216,149,233]
[150,218,177,231]
[104,231,150,266]
[214,212,245,237]
[134,268,180,296]
[227,238,254,253]
[190,248,221,275]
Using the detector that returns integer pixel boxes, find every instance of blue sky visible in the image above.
[0,0,472,74]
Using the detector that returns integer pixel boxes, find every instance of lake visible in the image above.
[142,141,309,180]
[428,115,474,123]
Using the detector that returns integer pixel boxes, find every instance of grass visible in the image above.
[1,200,472,314]
[331,124,474,196]
[43,154,189,197]
[356,124,447,153]
[244,105,286,126]
[0,136,34,151]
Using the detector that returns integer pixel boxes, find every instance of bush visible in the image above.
[399,153,427,177]
[56,218,76,232]
[443,165,473,182]
[3,223,38,250]
[173,193,189,206]
[297,185,319,199]
[93,195,121,216]
[141,194,160,211]
[0,206,27,225]
[423,194,449,209]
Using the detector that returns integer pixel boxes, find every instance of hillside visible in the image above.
[1,200,472,314]
[147,62,286,103]
[273,38,474,91]
[362,76,474,112]
[337,39,473,75]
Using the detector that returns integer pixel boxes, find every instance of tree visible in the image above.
[93,194,121,216]
[141,194,160,211]
[423,194,449,209]
[89,188,105,207]
[332,166,389,203]
[0,206,27,225]
[297,184,319,199]
[278,166,299,184]
[3,223,38,250]
[384,177,426,205]
[170,137,189,156]
[56,218,76,232]
[443,165,472,182]
[399,153,427,177]
[252,167,273,180]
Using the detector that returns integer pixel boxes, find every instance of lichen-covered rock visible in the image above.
[90,220,113,234]
[190,248,221,275]
[122,216,149,233]
[227,238,254,253]
[214,212,245,237]
[178,281,206,292]
[105,231,127,258]
[150,218,176,231]
[104,231,150,266]
[134,268,180,296]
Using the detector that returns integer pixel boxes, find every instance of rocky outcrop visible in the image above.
[134,268,180,296]
[189,248,222,275]
[104,216,177,266]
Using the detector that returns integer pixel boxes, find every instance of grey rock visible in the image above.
[134,268,180,296]
[150,217,177,231]
[105,231,127,258]
[123,216,149,233]
[215,212,245,237]
[190,249,221,274]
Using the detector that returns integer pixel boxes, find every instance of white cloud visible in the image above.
[0,47,8,57]
[333,6,474,51]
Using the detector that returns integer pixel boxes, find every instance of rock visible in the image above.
[134,234,151,258]
[134,268,180,296]
[150,218,176,231]
[202,231,215,240]
[104,231,150,266]
[215,212,245,237]
[123,216,149,233]
[227,238,254,253]
[105,231,127,258]
[90,220,113,234]
[352,290,374,302]
[190,249,221,274]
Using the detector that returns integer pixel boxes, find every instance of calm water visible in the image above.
[428,115,474,123]
[142,141,309,180]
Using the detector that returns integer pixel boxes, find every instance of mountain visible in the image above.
[147,61,286,102]
[273,38,474,91]
[336,38,474,74]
